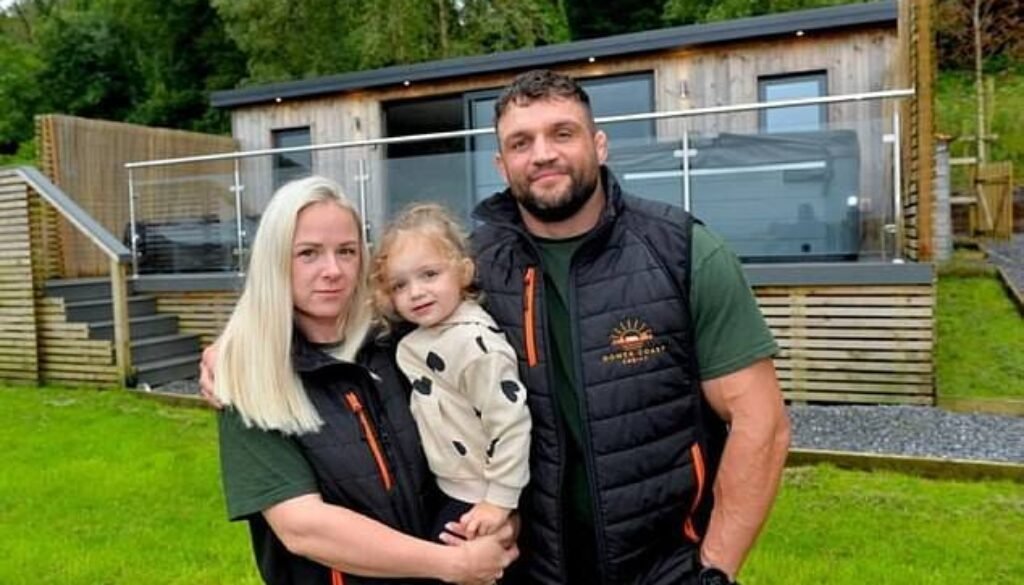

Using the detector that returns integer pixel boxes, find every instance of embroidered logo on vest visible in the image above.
[602,318,667,366]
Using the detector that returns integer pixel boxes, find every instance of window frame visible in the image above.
[757,71,828,133]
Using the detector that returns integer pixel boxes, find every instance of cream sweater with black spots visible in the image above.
[397,300,531,510]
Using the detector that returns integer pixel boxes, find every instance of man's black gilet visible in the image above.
[472,169,726,585]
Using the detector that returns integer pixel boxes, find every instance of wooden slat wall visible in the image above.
[0,170,40,384]
[154,291,240,346]
[36,115,237,278]
[35,296,119,386]
[756,284,935,405]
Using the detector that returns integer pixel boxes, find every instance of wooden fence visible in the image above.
[970,162,1014,239]
[36,115,236,278]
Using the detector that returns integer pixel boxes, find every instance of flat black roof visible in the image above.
[211,1,896,109]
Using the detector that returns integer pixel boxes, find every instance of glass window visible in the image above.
[466,73,655,204]
[758,72,827,133]
[272,127,312,190]
[382,95,469,218]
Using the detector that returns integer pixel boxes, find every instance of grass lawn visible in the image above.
[935,273,1024,399]
[2,385,1023,584]
[0,385,260,585]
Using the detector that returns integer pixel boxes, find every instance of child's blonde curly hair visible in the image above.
[370,203,479,327]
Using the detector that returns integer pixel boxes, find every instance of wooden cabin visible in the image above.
[1,0,938,403]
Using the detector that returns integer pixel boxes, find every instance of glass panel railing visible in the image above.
[603,99,897,262]
[129,160,242,275]
[126,91,908,276]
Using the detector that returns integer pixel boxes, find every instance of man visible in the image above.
[467,69,789,585]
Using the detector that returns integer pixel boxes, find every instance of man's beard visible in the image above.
[512,169,599,223]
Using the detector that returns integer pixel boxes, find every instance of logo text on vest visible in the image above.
[602,318,667,366]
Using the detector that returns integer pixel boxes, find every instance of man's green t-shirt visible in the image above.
[534,222,778,574]
[218,408,318,521]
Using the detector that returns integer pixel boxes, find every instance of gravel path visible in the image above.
[985,233,1024,296]
[789,404,1024,464]
[151,378,1024,464]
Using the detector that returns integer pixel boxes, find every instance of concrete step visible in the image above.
[45,277,131,302]
[135,354,200,387]
[131,333,200,363]
[65,295,157,323]
[89,314,178,341]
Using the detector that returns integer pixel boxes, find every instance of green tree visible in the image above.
[0,37,42,156]
[212,0,570,83]
[34,9,142,121]
[565,0,663,39]
[663,0,870,26]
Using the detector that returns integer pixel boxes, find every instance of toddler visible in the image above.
[371,203,531,540]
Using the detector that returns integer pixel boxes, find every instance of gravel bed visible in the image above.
[149,377,1023,464]
[789,404,1024,463]
[148,378,202,396]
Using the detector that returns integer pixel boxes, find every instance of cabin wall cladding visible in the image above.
[756,283,934,404]
[154,291,240,347]
[0,170,40,384]
[36,114,237,278]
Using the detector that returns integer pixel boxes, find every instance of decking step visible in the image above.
[65,295,156,323]
[89,314,178,340]
[45,277,131,302]
[131,333,200,363]
[135,354,200,387]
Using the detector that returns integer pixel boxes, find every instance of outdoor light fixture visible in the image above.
[795,30,805,37]
[403,80,411,87]
[275,97,282,103]
[588,56,596,63]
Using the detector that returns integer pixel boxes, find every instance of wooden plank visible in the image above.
[783,391,933,405]
[779,348,931,362]
[777,369,932,384]
[765,317,932,329]
[777,337,933,351]
[775,359,933,373]
[771,327,933,340]
[781,379,931,394]
[759,306,932,318]
[39,353,113,365]
[757,296,934,307]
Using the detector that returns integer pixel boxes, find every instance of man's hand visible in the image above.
[198,343,223,408]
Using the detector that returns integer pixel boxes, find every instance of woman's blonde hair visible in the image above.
[370,203,476,325]
[213,176,372,435]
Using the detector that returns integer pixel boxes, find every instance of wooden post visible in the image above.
[913,0,936,261]
[109,258,133,385]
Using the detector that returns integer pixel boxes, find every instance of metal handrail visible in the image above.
[15,165,134,384]
[124,88,915,169]
[16,166,131,263]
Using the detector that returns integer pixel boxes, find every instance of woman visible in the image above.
[210,176,516,585]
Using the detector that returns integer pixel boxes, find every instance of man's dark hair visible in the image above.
[494,69,593,130]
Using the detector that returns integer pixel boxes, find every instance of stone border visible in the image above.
[788,448,1024,483]
[995,265,1024,317]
